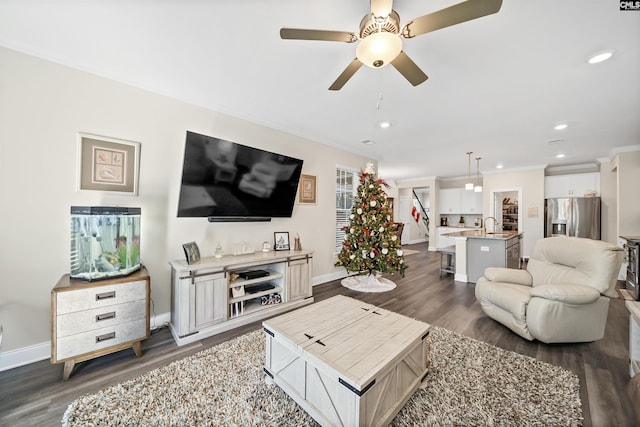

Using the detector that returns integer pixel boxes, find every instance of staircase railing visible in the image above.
[412,190,430,237]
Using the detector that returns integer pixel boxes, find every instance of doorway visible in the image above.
[490,188,522,232]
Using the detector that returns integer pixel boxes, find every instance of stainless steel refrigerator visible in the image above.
[544,197,601,239]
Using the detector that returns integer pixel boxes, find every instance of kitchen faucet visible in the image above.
[484,216,501,232]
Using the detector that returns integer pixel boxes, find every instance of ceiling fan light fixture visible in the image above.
[356,32,402,68]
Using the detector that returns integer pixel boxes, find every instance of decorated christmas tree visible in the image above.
[335,165,406,290]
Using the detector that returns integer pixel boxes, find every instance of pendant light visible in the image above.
[465,152,474,190]
[474,157,483,193]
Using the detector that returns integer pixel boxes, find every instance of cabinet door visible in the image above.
[439,189,461,214]
[461,190,482,214]
[545,173,600,198]
[571,173,600,197]
[190,272,227,331]
[287,257,311,301]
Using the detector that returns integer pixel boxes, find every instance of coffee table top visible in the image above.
[263,295,431,390]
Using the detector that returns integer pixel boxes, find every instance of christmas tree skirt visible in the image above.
[341,274,397,293]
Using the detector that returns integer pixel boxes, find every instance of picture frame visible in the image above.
[182,241,201,264]
[77,133,140,195]
[274,232,290,251]
[298,174,317,204]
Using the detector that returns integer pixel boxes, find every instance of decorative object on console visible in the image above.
[77,133,140,195]
[232,241,254,255]
[262,241,271,252]
[71,206,141,281]
[214,242,223,259]
[293,233,302,251]
[182,241,200,265]
[335,166,405,292]
[274,232,290,251]
[298,174,317,204]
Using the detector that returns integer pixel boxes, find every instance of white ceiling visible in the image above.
[1,0,638,182]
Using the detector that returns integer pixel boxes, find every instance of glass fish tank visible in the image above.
[70,206,141,281]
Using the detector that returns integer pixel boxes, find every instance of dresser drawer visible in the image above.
[56,280,146,314]
[56,299,147,338]
[55,317,147,361]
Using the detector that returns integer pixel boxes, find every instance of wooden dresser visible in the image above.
[51,268,150,380]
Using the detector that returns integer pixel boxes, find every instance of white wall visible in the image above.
[0,46,372,353]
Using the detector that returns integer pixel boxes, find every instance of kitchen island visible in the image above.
[443,230,523,283]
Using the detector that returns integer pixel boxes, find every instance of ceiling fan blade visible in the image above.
[391,52,428,86]
[280,28,357,43]
[329,59,363,91]
[370,0,393,18]
[401,0,502,38]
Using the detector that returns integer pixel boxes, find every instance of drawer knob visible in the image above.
[95,332,116,343]
[96,311,116,322]
[95,291,116,301]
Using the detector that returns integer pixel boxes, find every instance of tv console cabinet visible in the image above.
[169,249,313,346]
[51,268,150,380]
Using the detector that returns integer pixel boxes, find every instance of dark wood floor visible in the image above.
[0,242,636,426]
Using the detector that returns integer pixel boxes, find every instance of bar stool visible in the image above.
[439,245,456,275]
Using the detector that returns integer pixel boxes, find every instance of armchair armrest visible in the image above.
[483,267,533,286]
[530,284,601,304]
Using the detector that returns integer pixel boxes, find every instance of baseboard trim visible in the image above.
[0,312,172,372]
[312,271,348,286]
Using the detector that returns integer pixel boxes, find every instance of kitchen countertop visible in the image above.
[443,230,522,239]
[437,225,483,229]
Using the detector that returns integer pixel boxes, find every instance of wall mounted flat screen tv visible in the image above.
[177,131,304,221]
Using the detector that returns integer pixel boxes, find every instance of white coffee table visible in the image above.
[263,295,431,426]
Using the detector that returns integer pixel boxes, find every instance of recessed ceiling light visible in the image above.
[556,153,566,159]
[587,50,613,64]
[361,139,374,145]
[554,124,568,130]
[379,121,391,129]
[496,164,504,169]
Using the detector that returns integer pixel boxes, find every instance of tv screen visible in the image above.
[177,131,304,221]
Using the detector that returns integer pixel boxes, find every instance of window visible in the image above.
[336,167,357,253]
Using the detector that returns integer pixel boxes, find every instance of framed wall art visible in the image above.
[77,133,140,195]
[274,232,290,251]
[298,174,317,204]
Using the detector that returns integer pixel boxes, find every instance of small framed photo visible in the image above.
[182,241,201,264]
[77,133,140,195]
[274,232,290,251]
[298,174,317,204]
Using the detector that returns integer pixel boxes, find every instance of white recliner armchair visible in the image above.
[475,236,623,343]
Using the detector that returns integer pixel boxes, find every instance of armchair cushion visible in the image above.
[530,284,601,304]
[484,267,532,286]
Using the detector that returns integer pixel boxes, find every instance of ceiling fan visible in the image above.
[280,0,502,90]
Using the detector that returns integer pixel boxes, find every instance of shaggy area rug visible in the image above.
[62,327,582,426]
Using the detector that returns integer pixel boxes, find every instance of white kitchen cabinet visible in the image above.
[439,189,461,214]
[461,190,483,214]
[545,173,600,198]
[440,188,482,214]
[436,226,478,249]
